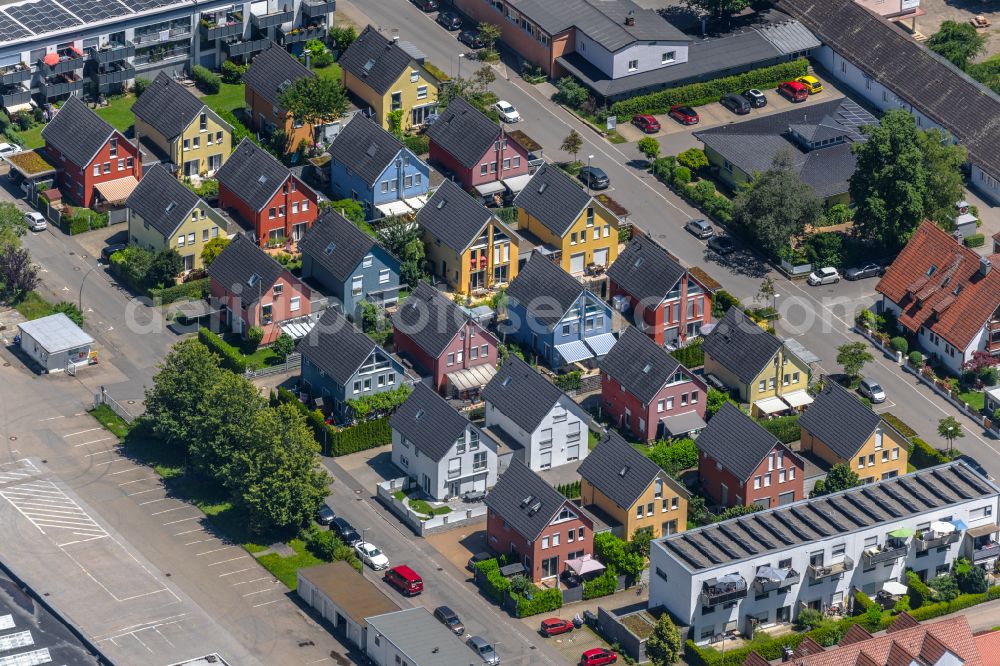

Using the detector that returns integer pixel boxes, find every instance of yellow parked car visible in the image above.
[795,75,823,94]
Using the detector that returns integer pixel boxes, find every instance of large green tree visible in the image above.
[646,613,682,666]
[381,216,427,288]
[836,342,873,379]
[732,151,823,260]
[278,76,348,129]
[0,202,28,249]
[811,463,861,497]
[190,371,267,480]
[918,128,967,229]
[928,20,986,70]
[144,340,223,452]
[685,0,750,19]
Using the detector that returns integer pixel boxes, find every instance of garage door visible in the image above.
[570,252,585,274]
[592,248,608,266]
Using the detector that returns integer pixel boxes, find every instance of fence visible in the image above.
[243,352,301,379]
[94,386,135,424]
[376,477,487,536]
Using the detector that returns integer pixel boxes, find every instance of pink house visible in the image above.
[392,282,498,396]
[207,235,311,344]
[600,326,707,442]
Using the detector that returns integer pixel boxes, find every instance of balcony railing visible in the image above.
[199,15,244,40]
[0,63,30,86]
[753,567,800,594]
[278,23,326,45]
[222,38,270,58]
[94,63,136,92]
[133,46,191,67]
[302,0,335,18]
[700,577,748,606]
[916,532,961,552]
[133,27,192,46]
[88,42,135,64]
[808,556,854,581]
[251,7,294,30]
[39,73,83,99]
[0,84,30,108]
[972,542,999,563]
[40,48,84,75]
[863,540,909,567]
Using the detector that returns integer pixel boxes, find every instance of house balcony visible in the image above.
[916,532,961,552]
[863,539,909,567]
[133,27,192,46]
[700,576,747,606]
[39,73,83,100]
[93,62,135,93]
[250,7,294,30]
[0,84,30,108]
[278,23,326,45]
[972,542,999,563]
[199,13,244,40]
[753,566,800,594]
[40,47,84,75]
[134,45,192,67]
[301,0,335,18]
[0,63,30,86]
[808,556,854,582]
[222,38,271,59]
[88,42,135,64]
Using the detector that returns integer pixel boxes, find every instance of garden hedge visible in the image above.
[909,437,951,469]
[670,339,704,368]
[907,585,1000,620]
[963,234,985,248]
[329,417,391,456]
[583,567,618,600]
[514,586,563,617]
[475,558,511,604]
[149,278,210,305]
[757,414,800,444]
[198,328,247,373]
[609,59,809,117]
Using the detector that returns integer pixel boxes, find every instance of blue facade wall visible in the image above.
[302,244,401,317]
[507,291,614,367]
[329,147,430,220]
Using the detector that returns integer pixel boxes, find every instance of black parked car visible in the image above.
[707,235,736,255]
[844,263,884,280]
[411,0,438,10]
[315,505,336,526]
[458,29,484,49]
[437,11,463,30]
[742,89,767,108]
[101,243,127,263]
[720,93,751,115]
[332,517,361,544]
[578,165,610,190]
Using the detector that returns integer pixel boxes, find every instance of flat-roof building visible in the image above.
[17,313,93,374]
[365,607,475,666]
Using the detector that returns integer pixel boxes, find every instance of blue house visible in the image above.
[327,114,429,220]
[502,255,617,369]
[299,308,409,420]
[299,209,401,318]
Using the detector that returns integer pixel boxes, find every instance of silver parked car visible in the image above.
[468,636,500,665]
[858,377,886,403]
[807,266,840,286]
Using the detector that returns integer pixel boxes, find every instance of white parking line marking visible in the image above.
[163,516,200,525]
[74,437,116,447]
[118,477,160,486]
[252,600,281,608]
[196,546,234,556]
[126,488,160,496]
[63,427,101,438]
[84,449,118,457]
[208,557,245,567]
[232,576,271,586]
[218,567,253,577]
[150,507,188,516]
[0,480,109,541]
[109,467,147,476]
[39,415,66,421]
[138,498,169,505]
[173,528,202,536]
[184,538,214,546]
[241,588,276,597]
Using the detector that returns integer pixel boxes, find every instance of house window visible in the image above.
[353,381,361,394]
[661,51,676,64]
[636,505,644,518]
[405,175,413,188]
[447,353,455,366]
[292,202,299,214]
[178,234,186,247]
[352,275,363,296]
[103,162,111,174]
[603,224,610,237]
[192,137,199,149]
[410,70,419,83]
[628,59,638,71]
[203,229,209,242]
[117,159,124,170]
[671,497,678,510]
[758,379,766,392]
[540,429,552,449]
[481,344,488,356]
[269,208,276,219]
[364,378,371,390]
[754,476,761,490]
[109,137,118,157]
[542,536,549,549]
[473,451,486,470]
[568,528,575,542]
[290,297,300,311]
[513,156,521,168]
[858,456,865,469]
[657,400,665,413]
[691,390,699,403]
[892,448,899,460]
[381,181,389,193]
[93,165,100,176]
[417,85,428,99]
[363,254,373,268]
[379,269,390,284]
[666,397,673,410]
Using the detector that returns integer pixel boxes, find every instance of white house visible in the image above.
[649,461,1000,644]
[481,356,590,473]
[389,383,497,500]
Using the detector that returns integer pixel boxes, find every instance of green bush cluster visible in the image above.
[192,65,221,94]
[221,60,248,84]
[303,525,361,570]
[711,290,744,320]
[475,558,510,604]
[909,436,952,468]
[514,586,563,618]
[669,339,704,368]
[906,570,932,608]
[149,278,210,305]
[963,233,985,248]
[329,418,391,456]
[403,133,429,156]
[199,328,247,373]
[554,370,582,391]
[583,567,618,600]
[853,589,876,613]
[609,60,809,117]
[908,585,1000,620]
[890,336,909,354]
[756,414,800,444]
[272,388,332,449]
[555,480,581,498]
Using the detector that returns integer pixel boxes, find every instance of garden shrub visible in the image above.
[890,337,908,354]
[221,60,248,84]
[403,133,429,156]
[669,339,704,368]
[554,370,582,392]
[475,558,511,604]
[964,234,985,248]
[192,65,221,94]
[583,567,619,600]
[245,325,264,349]
[853,589,875,614]
[756,414,800,444]
[133,77,150,97]
[329,418,391,456]
[149,277,209,305]
[652,156,677,182]
[907,570,931,608]
[677,148,709,172]
[908,351,924,366]
[672,166,691,186]
[514,586,562,617]
[198,328,247,373]
[553,76,590,110]
[909,437,951,469]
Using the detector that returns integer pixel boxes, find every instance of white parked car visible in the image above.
[807,266,840,286]
[494,100,520,123]
[0,142,23,160]
[858,377,886,404]
[23,211,46,232]
[354,541,389,570]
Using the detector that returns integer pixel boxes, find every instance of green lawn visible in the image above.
[408,498,451,518]
[958,389,985,412]
[89,404,130,440]
[588,429,600,450]
[256,539,325,589]
[95,95,137,131]
[312,63,342,83]
[243,345,280,370]
[14,125,45,150]
[202,82,246,115]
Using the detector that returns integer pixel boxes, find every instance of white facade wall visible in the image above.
[649,492,999,644]
[880,297,984,375]
[391,425,498,500]
[574,29,689,79]
[484,395,589,471]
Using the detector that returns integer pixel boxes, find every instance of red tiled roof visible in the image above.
[743,651,773,666]
[974,631,1000,666]
[888,613,920,633]
[876,221,1000,351]
[841,625,875,646]
[795,637,827,658]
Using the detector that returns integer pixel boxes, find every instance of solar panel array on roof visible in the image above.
[0,13,30,40]
[60,0,132,23]
[5,0,79,33]
[125,0,178,11]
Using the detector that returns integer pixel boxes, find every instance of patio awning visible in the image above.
[555,340,593,365]
[584,332,617,357]
[754,396,788,415]
[930,521,956,535]
[474,180,506,197]
[503,173,532,194]
[4,101,32,114]
[93,175,139,204]
[447,363,497,394]
[967,522,999,538]
[565,555,605,576]
[661,411,707,437]
[403,195,427,211]
[375,200,412,217]
[950,519,968,531]
[280,317,316,339]
[882,581,908,596]
[781,389,814,408]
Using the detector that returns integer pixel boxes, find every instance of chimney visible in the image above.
[625,10,635,26]
[980,256,992,277]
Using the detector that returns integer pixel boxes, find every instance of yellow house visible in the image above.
[513,164,620,275]
[126,165,228,273]
[132,72,232,179]
[415,180,518,294]
[799,382,909,483]
[702,306,813,416]
[339,25,440,131]
[578,431,688,541]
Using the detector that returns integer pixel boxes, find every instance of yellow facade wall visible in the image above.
[128,203,225,272]
[747,350,810,407]
[423,221,519,294]
[135,112,231,179]
[343,66,439,131]
[801,426,909,483]
[516,200,619,275]
[580,475,687,541]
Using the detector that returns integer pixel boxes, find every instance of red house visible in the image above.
[599,326,707,442]
[206,234,312,345]
[696,402,805,510]
[42,96,142,209]
[608,237,713,348]
[216,139,318,247]
[425,96,534,200]
[391,282,498,396]
[484,459,594,583]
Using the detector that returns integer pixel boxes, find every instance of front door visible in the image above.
[449,480,460,497]
[662,519,678,536]
[422,474,431,495]
[593,248,609,266]
[720,483,729,505]
[570,252,585,274]
[184,160,199,177]
[777,606,791,623]
[182,254,194,272]
[469,270,485,292]
[778,491,795,506]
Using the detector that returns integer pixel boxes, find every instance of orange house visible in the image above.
[245,44,321,153]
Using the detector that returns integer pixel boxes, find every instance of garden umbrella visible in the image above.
[882,581,908,596]
[43,53,60,66]
[888,527,913,538]
[930,521,956,534]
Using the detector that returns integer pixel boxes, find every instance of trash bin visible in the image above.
[583,610,597,628]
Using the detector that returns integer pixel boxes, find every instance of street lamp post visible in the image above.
[457,52,465,79]
[947,426,954,454]
[78,262,100,312]
[360,527,369,578]
[586,154,594,194]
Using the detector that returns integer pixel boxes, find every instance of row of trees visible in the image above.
[0,202,36,303]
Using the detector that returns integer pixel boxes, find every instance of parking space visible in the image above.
[425,525,489,575]
[529,624,612,665]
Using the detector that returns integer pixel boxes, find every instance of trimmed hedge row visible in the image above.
[908,585,1000,621]
[910,436,952,469]
[583,567,618,600]
[609,59,809,117]
[963,233,985,248]
[757,414,800,444]
[199,328,247,373]
[515,587,562,617]
[670,339,705,368]
[329,418,391,456]
[475,558,510,604]
[150,277,210,305]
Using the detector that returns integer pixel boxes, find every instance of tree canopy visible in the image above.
[646,613,682,666]
[927,20,986,70]
[278,76,348,128]
[836,342,873,379]
[811,463,861,497]
[0,202,28,250]
[145,339,223,450]
[685,0,750,19]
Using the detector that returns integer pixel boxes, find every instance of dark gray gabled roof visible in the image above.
[215,139,293,213]
[578,431,664,510]
[299,209,391,283]
[425,96,501,170]
[513,164,594,238]
[327,115,405,187]
[416,179,496,253]
[798,382,888,461]
[505,255,584,329]
[125,164,201,239]
[389,383,473,462]
[695,402,788,482]
[206,234,286,305]
[131,72,216,141]
[599,326,688,406]
[702,307,784,384]
[244,41,315,109]
[41,95,117,168]
[339,25,417,96]
[298,308,381,386]
[391,282,468,359]
[482,355,577,434]
[485,458,578,541]
[608,237,686,303]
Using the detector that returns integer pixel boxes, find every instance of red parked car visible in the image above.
[540,618,574,636]
[383,565,423,596]
[668,105,699,125]
[631,114,660,133]
[777,80,809,103]
[581,648,618,666]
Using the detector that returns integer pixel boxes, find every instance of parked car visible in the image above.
[494,100,520,123]
[858,377,886,404]
[578,165,609,190]
[540,618,574,637]
[24,211,47,232]
[354,541,389,570]
[631,114,660,133]
[581,648,618,666]
[467,551,492,571]
[956,455,988,478]
[0,142,22,160]
[720,93,751,115]
[434,605,465,634]
[411,0,437,10]
[332,517,361,545]
[807,266,840,286]
[742,89,767,108]
[384,565,423,596]
[468,636,500,665]
[436,11,463,30]
[458,29,484,49]
[845,263,883,280]
[707,235,735,255]
[315,505,335,526]
[668,105,699,125]
[795,75,823,94]
[684,218,714,239]
[101,243,127,263]
[777,80,809,103]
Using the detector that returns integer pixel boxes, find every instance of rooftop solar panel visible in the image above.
[683,534,726,565]
[862,487,902,517]
[665,541,704,569]
[734,519,775,550]
[788,506,829,537]
[771,511,811,540]
[129,0,183,11]
[826,496,867,526]
[914,473,958,503]
[717,524,759,556]
[700,529,743,559]
[752,514,794,545]
[950,465,990,495]
[896,477,933,507]
[807,502,848,532]
[58,0,132,23]
[880,484,921,513]
[930,468,972,500]
[0,13,31,40]
[5,0,80,33]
